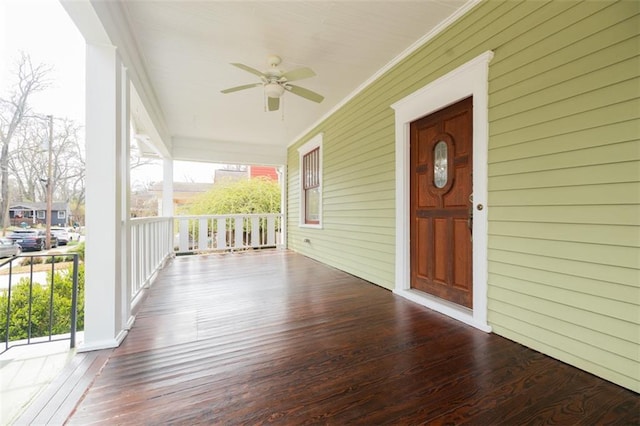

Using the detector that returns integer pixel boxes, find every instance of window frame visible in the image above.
[297,133,323,228]
[57,210,66,219]
[36,210,45,219]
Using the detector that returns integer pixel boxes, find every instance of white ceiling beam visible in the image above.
[172,137,286,166]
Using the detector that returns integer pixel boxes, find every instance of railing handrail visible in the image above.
[130,216,173,225]
[173,213,282,220]
[131,213,281,220]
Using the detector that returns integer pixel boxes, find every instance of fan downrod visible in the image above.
[267,55,282,68]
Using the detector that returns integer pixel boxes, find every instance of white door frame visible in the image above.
[391,51,494,332]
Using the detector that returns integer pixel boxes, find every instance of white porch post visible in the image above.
[120,66,133,332]
[277,166,286,248]
[82,43,129,351]
[162,158,173,217]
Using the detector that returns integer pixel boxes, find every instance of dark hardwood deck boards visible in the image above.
[65,250,637,425]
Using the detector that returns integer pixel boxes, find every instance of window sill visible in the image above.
[298,223,322,230]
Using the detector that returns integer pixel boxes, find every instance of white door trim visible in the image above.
[391,51,494,332]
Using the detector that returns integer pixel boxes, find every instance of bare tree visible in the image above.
[50,118,85,202]
[7,118,43,201]
[131,152,158,171]
[54,119,86,226]
[0,52,52,228]
[8,117,84,201]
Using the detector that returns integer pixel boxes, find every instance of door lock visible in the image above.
[477,204,484,211]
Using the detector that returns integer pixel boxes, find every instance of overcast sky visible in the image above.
[0,0,85,121]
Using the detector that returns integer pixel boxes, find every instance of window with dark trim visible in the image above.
[303,147,320,224]
[298,133,323,228]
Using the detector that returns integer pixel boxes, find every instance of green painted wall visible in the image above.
[287,0,639,392]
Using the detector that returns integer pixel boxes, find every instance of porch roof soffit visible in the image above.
[61,0,482,168]
[171,136,286,167]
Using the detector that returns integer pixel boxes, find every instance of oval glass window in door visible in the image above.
[434,140,448,188]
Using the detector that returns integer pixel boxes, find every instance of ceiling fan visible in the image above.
[221,55,324,112]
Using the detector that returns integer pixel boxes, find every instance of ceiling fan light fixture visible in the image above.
[221,56,324,112]
[265,82,285,98]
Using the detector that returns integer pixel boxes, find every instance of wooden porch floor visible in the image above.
[60,250,636,424]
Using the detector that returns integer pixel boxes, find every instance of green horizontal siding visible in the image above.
[489,249,638,287]
[490,205,640,226]
[491,143,639,176]
[489,182,639,206]
[490,221,639,247]
[287,0,640,391]
[490,120,638,162]
[486,0,640,393]
[489,235,637,269]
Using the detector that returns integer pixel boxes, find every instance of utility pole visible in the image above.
[46,115,53,249]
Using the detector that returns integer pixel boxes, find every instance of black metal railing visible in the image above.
[1,253,80,354]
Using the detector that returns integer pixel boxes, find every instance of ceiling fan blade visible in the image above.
[267,96,280,112]
[220,83,262,94]
[231,63,267,78]
[281,67,316,82]
[286,85,324,103]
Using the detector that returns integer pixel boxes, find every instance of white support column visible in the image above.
[81,43,128,351]
[162,158,173,217]
[120,66,133,332]
[277,166,287,248]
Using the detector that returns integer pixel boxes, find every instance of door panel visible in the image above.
[410,97,473,308]
[417,219,429,277]
[453,218,471,289]
[433,218,448,283]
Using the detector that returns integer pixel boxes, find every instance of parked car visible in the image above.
[50,227,71,245]
[0,238,21,258]
[8,229,58,251]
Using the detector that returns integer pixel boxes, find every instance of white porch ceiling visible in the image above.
[64,0,475,165]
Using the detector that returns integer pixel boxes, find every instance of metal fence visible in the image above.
[1,253,80,354]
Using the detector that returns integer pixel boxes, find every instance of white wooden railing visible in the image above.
[130,217,173,299]
[129,213,284,302]
[174,213,284,253]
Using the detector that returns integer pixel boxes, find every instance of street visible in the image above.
[0,240,82,290]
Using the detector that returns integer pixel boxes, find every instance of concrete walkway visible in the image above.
[0,341,76,425]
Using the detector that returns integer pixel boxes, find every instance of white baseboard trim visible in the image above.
[394,288,492,333]
[77,328,129,353]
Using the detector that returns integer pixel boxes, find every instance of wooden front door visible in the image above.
[410,97,473,308]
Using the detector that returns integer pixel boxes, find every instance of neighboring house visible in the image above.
[249,165,279,181]
[9,202,70,227]
[213,168,247,184]
[215,166,279,183]
[148,182,214,215]
[66,0,639,394]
